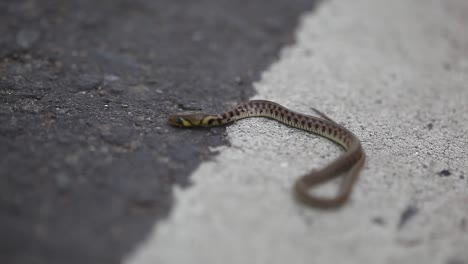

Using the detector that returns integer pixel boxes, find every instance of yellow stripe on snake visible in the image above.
[168,100,365,209]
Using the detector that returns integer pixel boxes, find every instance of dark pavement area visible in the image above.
[0,0,319,263]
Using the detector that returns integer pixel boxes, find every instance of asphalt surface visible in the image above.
[126,0,468,263]
[0,0,319,263]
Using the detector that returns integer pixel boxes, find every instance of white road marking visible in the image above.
[126,0,468,263]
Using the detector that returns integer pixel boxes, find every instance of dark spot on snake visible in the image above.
[274,111,279,116]
[228,111,234,117]
[254,103,259,107]
[318,120,323,124]
[235,110,240,115]
[287,116,291,122]
[321,126,326,133]
[293,118,298,123]
[259,109,263,114]
[280,113,284,118]
[315,124,319,130]
[222,113,227,119]
[207,119,215,125]
[333,130,337,137]
[301,120,306,126]
[328,127,332,134]
[307,122,312,128]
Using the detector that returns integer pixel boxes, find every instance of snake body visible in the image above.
[168,100,365,209]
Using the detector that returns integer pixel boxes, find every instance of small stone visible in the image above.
[128,84,151,97]
[398,205,418,229]
[131,192,156,208]
[426,123,433,130]
[55,107,68,115]
[438,169,451,177]
[20,100,41,113]
[443,63,452,71]
[73,74,102,92]
[16,29,40,49]
[104,74,120,82]
[191,31,203,41]
[54,173,71,193]
[446,257,464,264]
[121,103,129,108]
[372,217,385,225]
[146,78,158,84]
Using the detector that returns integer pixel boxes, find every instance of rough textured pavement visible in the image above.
[126,0,468,263]
[0,0,318,263]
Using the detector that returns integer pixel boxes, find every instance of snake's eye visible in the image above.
[177,117,184,124]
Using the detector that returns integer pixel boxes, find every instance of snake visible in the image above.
[168,100,365,209]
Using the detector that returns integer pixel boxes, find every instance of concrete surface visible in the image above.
[125,0,468,263]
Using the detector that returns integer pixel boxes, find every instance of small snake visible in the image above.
[168,100,365,209]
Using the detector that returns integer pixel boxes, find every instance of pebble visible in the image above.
[398,205,418,229]
[16,29,40,49]
[104,74,120,82]
[54,173,71,193]
[438,169,451,177]
[73,74,102,92]
[235,76,243,85]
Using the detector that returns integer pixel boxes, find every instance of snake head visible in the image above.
[168,113,209,127]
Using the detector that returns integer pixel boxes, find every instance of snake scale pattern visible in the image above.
[168,100,365,209]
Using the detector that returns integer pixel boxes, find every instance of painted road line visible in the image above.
[126,0,468,263]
